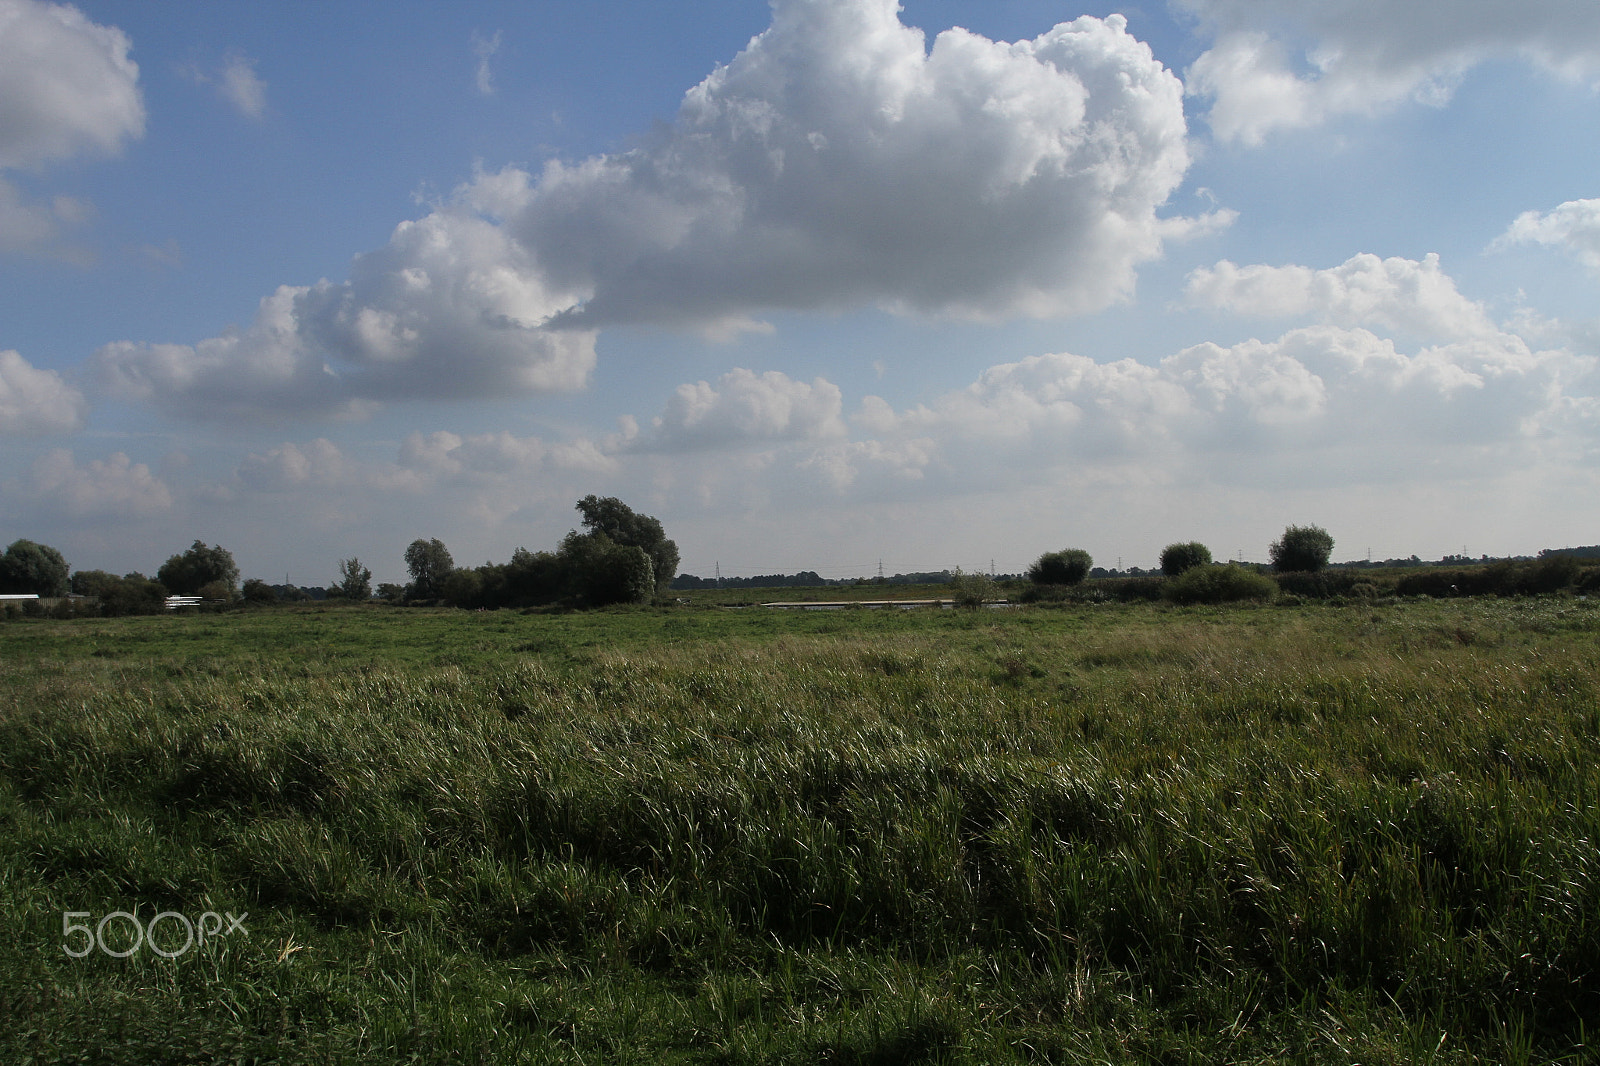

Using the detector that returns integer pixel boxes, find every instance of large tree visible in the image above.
[157,540,239,596]
[404,538,454,600]
[1028,548,1092,586]
[331,557,373,601]
[1270,525,1334,573]
[575,495,679,594]
[1160,541,1212,577]
[0,539,69,596]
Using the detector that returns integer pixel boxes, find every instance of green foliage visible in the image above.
[331,557,372,601]
[156,540,239,595]
[241,578,278,605]
[1028,548,1092,586]
[558,531,655,606]
[439,566,484,608]
[1159,541,1212,577]
[69,570,168,615]
[1270,524,1334,573]
[1164,562,1278,604]
[576,494,680,593]
[403,538,454,601]
[0,538,69,596]
[196,579,235,603]
[948,567,997,608]
[1396,557,1585,598]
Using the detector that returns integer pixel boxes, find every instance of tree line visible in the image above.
[1,495,678,617]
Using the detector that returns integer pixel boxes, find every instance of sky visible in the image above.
[2,0,1599,586]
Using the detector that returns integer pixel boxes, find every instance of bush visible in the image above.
[1165,564,1278,605]
[1019,576,1164,605]
[1273,569,1380,599]
[241,578,278,605]
[1028,549,1092,586]
[1159,542,1212,577]
[70,570,167,616]
[1396,559,1582,598]
[197,579,235,604]
[1269,525,1334,573]
[949,568,997,608]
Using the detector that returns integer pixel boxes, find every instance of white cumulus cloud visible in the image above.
[1495,198,1600,274]
[98,0,1213,422]
[0,0,144,169]
[91,208,597,420]
[24,448,172,518]
[0,348,87,434]
[1185,253,1500,341]
[0,0,142,255]
[1180,0,1600,143]
[838,325,1591,493]
[511,2,1202,328]
[236,438,349,492]
[639,368,847,451]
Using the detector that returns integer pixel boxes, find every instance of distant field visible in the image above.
[3,597,1598,1063]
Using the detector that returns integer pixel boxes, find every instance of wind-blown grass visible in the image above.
[2,597,1597,1062]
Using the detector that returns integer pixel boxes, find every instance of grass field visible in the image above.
[2,595,1598,1063]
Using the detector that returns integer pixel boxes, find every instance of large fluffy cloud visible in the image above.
[95,0,1211,421]
[0,348,87,434]
[514,2,1201,327]
[0,0,143,254]
[1180,0,1600,143]
[0,0,143,168]
[92,209,597,420]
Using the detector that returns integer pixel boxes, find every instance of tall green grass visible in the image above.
[2,597,1597,1062]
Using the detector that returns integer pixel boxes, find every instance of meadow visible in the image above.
[2,594,1597,1063]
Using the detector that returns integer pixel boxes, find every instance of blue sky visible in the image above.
[3,0,1599,585]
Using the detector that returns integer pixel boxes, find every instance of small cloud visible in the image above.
[1184,253,1499,342]
[1493,198,1600,275]
[180,51,268,120]
[636,368,848,453]
[472,30,502,97]
[219,52,267,119]
[139,238,183,268]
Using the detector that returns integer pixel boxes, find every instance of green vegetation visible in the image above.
[0,538,70,597]
[1271,524,1335,574]
[1163,562,1278,604]
[3,597,1598,1063]
[1028,548,1092,587]
[1159,541,1212,577]
[157,539,241,598]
